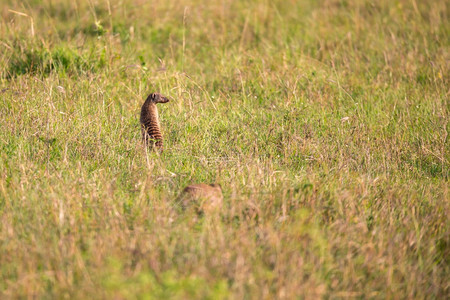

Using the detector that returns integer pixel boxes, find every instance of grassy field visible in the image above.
[0,0,448,298]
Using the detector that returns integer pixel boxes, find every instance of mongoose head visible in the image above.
[209,183,222,190]
[146,93,170,104]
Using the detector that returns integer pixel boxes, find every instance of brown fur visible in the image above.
[140,93,169,150]
[177,183,223,213]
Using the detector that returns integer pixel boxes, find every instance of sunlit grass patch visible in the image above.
[4,42,107,78]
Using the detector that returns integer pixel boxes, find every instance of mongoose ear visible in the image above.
[145,93,153,102]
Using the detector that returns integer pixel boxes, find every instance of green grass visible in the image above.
[0,0,448,298]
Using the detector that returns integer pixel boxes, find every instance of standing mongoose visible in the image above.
[176,183,223,213]
[140,92,170,149]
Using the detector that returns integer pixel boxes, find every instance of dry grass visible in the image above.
[0,0,448,298]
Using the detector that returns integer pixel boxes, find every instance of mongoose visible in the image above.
[177,183,223,213]
[140,92,170,149]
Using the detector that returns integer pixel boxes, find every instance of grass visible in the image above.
[0,0,448,298]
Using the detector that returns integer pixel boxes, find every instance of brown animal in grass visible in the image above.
[140,93,170,150]
[177,183,223,213]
